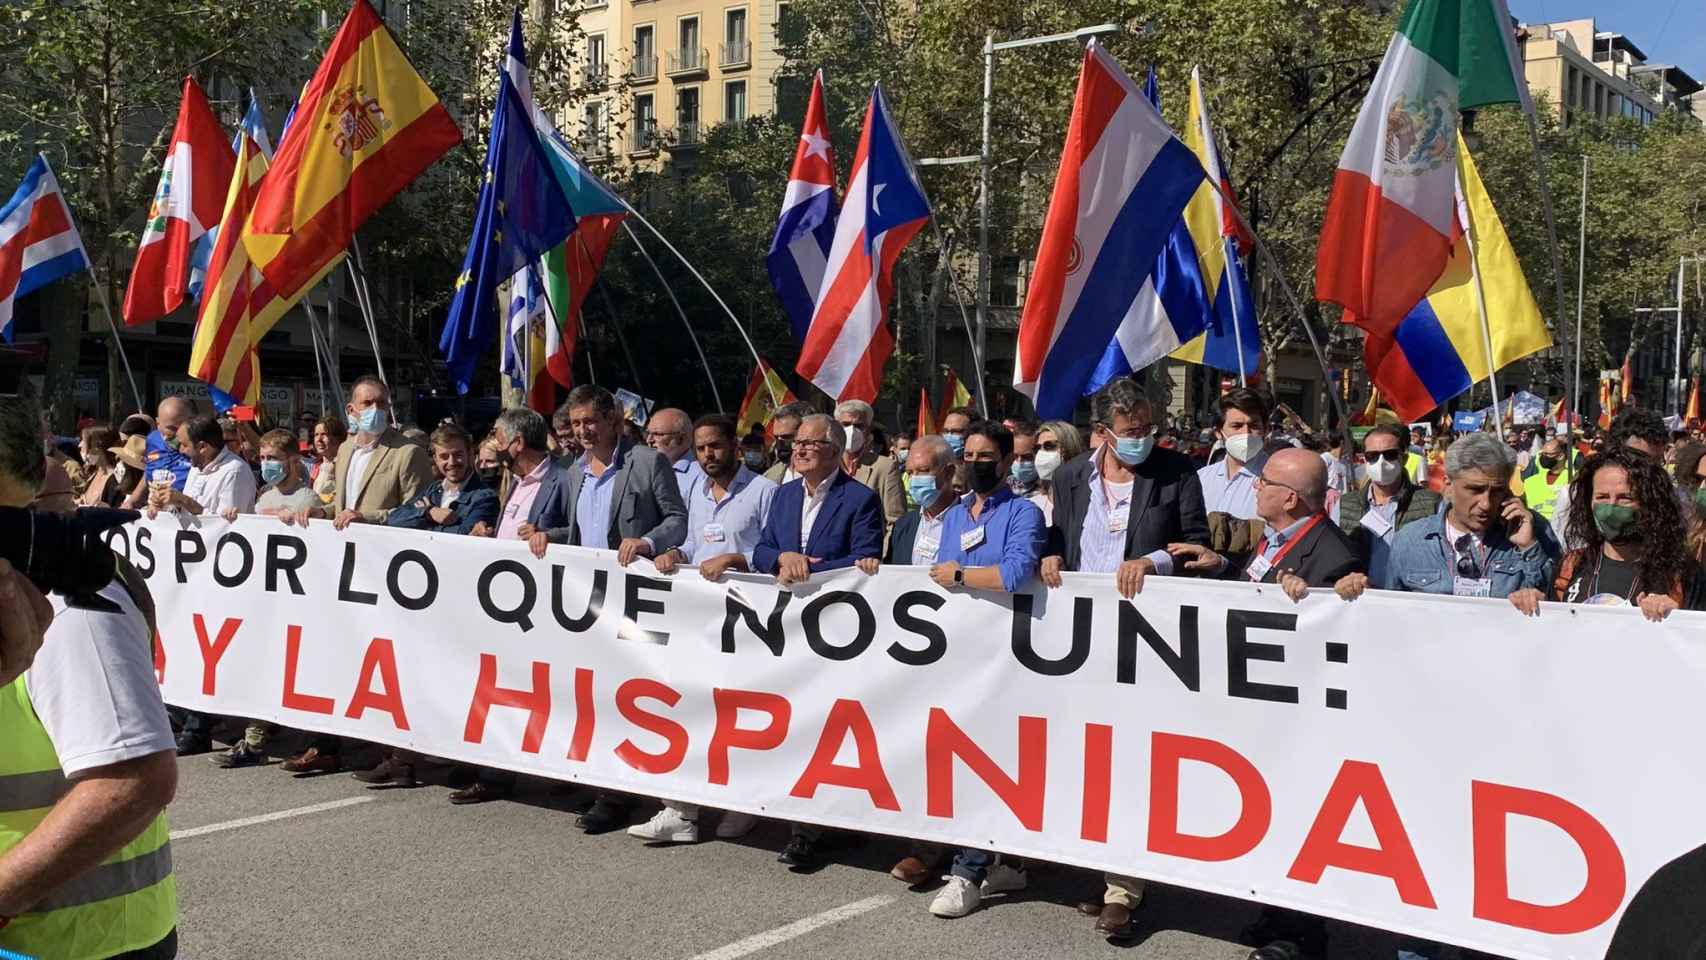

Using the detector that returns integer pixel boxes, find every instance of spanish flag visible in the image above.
[916,387,935,438]
[241,0,460,310]
[940,367,973,415]
[736,358,797,439]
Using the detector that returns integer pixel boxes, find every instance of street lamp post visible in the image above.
[977,23,1119,417]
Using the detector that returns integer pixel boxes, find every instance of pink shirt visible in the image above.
[496,459,550,540]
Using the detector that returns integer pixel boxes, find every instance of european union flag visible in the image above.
[439,15,576,395]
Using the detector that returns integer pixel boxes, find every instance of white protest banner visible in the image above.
[106,517,1706,960]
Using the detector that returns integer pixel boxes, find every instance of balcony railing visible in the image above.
[580,0,608,8]
[580,133,610,159]
[719,40,749,68]
[664,121,701,150]
[630,123,660,154]
[630,55,657,82]
[583,60,609,85]
[667,47,708,76]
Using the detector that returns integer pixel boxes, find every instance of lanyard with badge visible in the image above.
[1440,530,1493,598]
[1246,514,1326,582]
[1100,471,1133,536]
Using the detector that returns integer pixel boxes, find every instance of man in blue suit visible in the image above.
[752,413,884,587]
[752,413,883,870]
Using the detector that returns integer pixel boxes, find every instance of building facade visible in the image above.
[1519,18,1702,127]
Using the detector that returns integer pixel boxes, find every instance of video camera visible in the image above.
[0,507,137,611]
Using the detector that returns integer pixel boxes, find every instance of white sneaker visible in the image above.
[981,862,1028,895]
[716,811,759,839]
[626,808,698,843]
[929,876,982,918]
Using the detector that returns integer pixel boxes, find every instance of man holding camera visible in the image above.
[0,394,179,959]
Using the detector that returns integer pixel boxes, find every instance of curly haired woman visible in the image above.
[1510,445,1706,621]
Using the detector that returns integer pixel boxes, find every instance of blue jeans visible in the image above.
[1396,938,1439,959]
[950,848,994,884]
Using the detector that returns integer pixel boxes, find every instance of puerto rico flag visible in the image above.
[767,70,839,346]
[0,154,91,342]
[1012,42,1205,418]
[122,77,235,326]
[796,84,929,403]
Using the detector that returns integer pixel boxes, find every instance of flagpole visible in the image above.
[615,224,724,410]
[347,239,388,386]
[1457,146,1505,442]
[615,200,776,406]
[590,273,648,399]
[40,154,145,414]
[929,221,990,418]
[1572,155,1588,432]
[1200,175,1351,430]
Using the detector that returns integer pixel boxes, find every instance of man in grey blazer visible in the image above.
[524,385,688,565]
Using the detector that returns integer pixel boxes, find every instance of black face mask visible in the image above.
[968,460,1003,495]
[1539,454,1561,469]
[773,439,793,462]
[477,466,502,485]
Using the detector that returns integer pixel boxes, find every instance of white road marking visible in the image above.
[685,895,897,960]
[169,796,376,840]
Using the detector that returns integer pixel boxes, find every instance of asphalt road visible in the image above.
[167,735,1417,960]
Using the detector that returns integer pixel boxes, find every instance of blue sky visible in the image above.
[1509,1,1706,80]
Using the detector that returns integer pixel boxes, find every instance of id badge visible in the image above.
[1359,510,1393,538]
[1452,577,1492,598]
[959,526,986,552]
[1107,511,1129,535]
[1246,554,1273,582]
[703,523,726,544]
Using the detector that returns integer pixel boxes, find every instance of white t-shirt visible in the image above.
[184,448,257,515]
[29,583,176,777]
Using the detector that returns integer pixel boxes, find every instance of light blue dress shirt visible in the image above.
[679,465,778,565]
[1197,458,1258,520]
[937,487,1046,592]
[575,446,625,547]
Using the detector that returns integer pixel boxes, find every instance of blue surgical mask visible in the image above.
[260,460,285,485]
[895,449,908,467]
[907,475,939,506]
[1010,460,1038,485]
[1113,435,1155,466]
[348,407,389,435]
[944,434,965,457]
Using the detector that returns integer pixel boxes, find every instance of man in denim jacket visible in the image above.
[1338,432,1556,601]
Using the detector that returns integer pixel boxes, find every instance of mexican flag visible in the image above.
[1316,0,1528,334]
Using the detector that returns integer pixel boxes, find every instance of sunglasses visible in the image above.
[1364,449,1405,463]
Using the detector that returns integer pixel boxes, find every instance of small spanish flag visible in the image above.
[241,0,460,312]
[916,387,935,438]
[736,358,797,439]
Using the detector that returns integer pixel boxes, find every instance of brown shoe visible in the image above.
[1095,903,1134,934]
[890,856,932,885]
[448,781,511,805]
[281,748,341,774]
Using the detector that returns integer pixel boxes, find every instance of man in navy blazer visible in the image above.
[752,414,885,586]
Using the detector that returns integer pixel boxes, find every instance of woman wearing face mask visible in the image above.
[475,433,511,502]
[1029,420,1084,525]
[1673,442,1706,561]
[1509,445,1706,621]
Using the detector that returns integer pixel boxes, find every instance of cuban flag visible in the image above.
[767,70,839,346]
[122,77,235,326]
[796,84,929,403]
[1012,42,1206,418]
[0,154,91,343]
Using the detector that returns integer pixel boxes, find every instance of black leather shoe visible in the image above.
[351,758,416,787]
[175,733,213,756]
[1248,941,1310,960]
[577,797,629,834]
[777,834,821,867]
[448,781,510,805]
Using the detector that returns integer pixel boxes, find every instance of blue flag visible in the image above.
[439,13,577,395]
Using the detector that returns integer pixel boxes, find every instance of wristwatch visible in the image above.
[953,567,964,585]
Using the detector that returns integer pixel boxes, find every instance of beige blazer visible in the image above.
[332,427,433,522]
[848,448,906,537]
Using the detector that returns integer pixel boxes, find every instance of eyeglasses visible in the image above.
[1453,539,1482,579]
[1254,475,1301,497]
[645,431,682,443]
[1364,449,1405,463]
[793,439,833,451]
[1098,422,1156,440]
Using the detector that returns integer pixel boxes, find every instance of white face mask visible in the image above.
[113,463,129,485]
[1365,456,1402,486]
[843,424,865,454]
[1224,432,1262,464]
[1035,449,1063,481]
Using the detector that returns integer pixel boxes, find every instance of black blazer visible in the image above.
[1231,516,1364,586]
[1046,447,1210,571]
[886,509,922,565]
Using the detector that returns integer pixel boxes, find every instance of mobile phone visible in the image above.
[231,405,256,422]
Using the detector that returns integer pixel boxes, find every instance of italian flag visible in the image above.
[1316,0,1527,334]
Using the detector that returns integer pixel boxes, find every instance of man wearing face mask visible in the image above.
[291,375,432,532]
[762,402,813,484]
[1523,435,1572,523]
[835,399,905,541]
[1199,389,1269,523]
[884,435,958,567]
[146,416,256,522]
[1336,424,1441,591]
[1008,419,1041,496]
[385,423,499,535]
[940,405,977,461]
[922,419,1046,920]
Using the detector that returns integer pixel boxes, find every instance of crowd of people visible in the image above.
[22,372,1706,960]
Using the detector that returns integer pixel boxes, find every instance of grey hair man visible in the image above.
[834,398,905,539]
